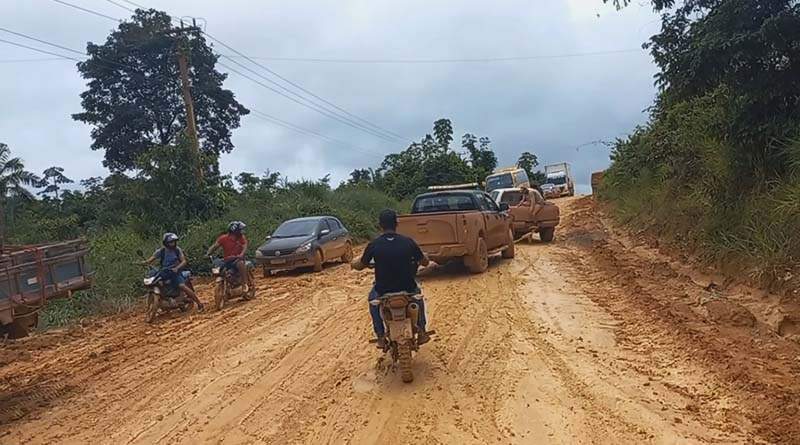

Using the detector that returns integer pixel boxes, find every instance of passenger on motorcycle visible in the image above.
[141,233,204,311]
[351,209,431,348]
[206,221,250,292]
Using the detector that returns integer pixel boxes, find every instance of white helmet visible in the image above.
[162,232,179,246]
[228,221,246,233]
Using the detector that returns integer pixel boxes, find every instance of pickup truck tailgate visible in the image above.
[397,213,461,246]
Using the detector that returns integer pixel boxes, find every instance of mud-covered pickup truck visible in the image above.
[491,188,560,242]
[397,189,515,273]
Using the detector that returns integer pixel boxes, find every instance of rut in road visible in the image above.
[1,196,798,444]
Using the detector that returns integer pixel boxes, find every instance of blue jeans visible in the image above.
[368,286,426,337]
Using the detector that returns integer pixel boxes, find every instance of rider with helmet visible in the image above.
[142,233,204,311]
[206,221,250,292]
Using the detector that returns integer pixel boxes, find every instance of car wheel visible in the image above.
[313,249,324,272]
[341,242,354,263]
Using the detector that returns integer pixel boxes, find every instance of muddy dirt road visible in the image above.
[2,197,799,444]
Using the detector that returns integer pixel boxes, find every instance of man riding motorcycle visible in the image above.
[141,233,204,311]
[351,209,430,349]
[206,221,250,292]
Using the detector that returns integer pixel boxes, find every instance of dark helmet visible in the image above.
[162,232,179,246]
[228,221,246,234]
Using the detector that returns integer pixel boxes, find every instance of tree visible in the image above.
[39,166,73,200]
[433,118,454,152]
[73,9,250,172]
[132,142,226,231]
[517,151,546,184]
[0,143,39,252]
[347,168,374,186]
[463,134,498,181]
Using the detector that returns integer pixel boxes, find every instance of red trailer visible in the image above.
[0,239,93,338]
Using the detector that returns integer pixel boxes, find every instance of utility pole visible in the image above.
[169,21,203,182]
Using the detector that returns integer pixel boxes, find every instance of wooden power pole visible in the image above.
[169,21,203,182]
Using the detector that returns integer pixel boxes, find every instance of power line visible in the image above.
[50,0,121,22]
[230,49,644,64]
[0,57,72,63]
[0,38,82,62]
[0,27,174,85]
[249,109,383,159]
[205,34,412,143]
[106,0,412,144]
[216,58,401,144]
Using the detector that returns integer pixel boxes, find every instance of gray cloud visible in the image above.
[1,0,659,190]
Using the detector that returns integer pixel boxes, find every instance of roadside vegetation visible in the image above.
[1,9,549,328]
[601,1,800,289]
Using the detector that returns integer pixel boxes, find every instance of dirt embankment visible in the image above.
[0,196,798,444]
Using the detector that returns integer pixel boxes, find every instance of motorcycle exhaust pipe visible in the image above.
[408,302,420,325]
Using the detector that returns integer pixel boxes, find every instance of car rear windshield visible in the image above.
[273,220,318,237]
[499,191,523,205]
[486,173,513,191]
[412,193,478,213]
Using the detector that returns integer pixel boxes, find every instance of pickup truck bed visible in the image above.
[0,239,93,338]
[397,190,515,273]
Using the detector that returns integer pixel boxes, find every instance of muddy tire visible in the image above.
[540,227,555,243]
[2,320,30,339]
[341,242,354,263]
[214,283,226,311]
[398,342,414,383]
[244,271,256,300]
[312,249,323,272]
[502,229,515,259]
[145,293,159,323]
[262,267,271,278]
[464,238,489,273]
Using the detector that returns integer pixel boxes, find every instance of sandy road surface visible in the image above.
[1,197,799,444]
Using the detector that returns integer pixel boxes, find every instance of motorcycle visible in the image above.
[141,267,198,323]
[210,256,256,310]
[370,291,435,383]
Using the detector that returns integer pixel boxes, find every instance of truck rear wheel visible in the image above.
[540,227,555,243]
[502,229,515,259]
[465,238,489,273]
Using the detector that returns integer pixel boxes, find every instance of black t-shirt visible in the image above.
[361,232,424,295]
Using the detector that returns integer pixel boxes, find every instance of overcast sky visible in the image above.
[0,0,661,191]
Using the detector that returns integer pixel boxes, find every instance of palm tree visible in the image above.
[0,143,39,253]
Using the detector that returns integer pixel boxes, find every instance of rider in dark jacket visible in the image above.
[351,209,430,348]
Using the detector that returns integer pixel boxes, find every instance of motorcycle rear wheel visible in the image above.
[398,342,414,383]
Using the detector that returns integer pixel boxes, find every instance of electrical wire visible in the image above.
[0,38,82,62]
[0,57,73,63]
[249,109,383,159]
[216,58,401,144]
[230,49,644,64]
[108,0,412,144]
[50,0,121,22]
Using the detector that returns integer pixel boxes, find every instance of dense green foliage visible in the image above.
[603,0,800,286]
[74,9,249,171]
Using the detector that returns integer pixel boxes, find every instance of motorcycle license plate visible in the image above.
[270,259,287,265]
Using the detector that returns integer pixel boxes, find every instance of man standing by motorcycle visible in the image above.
[351,209,430,348]
[141,233,204,311]
[206,221,250,292]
